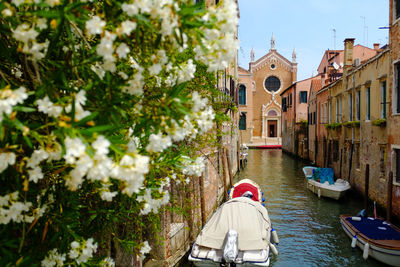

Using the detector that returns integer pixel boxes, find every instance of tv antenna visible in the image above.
[332,29,336,50]
[361,16,368,46]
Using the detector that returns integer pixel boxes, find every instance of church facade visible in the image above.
[238,36,297,144]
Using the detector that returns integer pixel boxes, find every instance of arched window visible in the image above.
[267,110,278,116]
[239,113,246,130]
[239,84,246,105]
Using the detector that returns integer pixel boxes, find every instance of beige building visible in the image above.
[323,38,390,208]
[238,36,297,145]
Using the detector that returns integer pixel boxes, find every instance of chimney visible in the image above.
[343,38,355,70]
[373,43,380,51]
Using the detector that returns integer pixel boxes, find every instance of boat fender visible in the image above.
[228,189,231,195]
[269,243,278,256]
[351,235,357,248]
[262,192,264,196]
[271,228,279,244]
[363,243,369,260]
[262,197,266,202]
[318,188,321,198]
[262,203,265,207]
[351,217,361,221]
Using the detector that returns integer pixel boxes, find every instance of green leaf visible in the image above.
[13,106,37,113]
[78,125,116,135]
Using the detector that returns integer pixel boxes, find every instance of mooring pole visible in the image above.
[364,164,369,211]
[387,171,393,222]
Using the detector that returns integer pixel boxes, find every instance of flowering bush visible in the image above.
[0,0,238,265]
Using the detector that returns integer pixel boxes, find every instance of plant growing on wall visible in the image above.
[325,122,342,130]
[343,121,360,128]
[372,118,386,127]
[0,0,239,265]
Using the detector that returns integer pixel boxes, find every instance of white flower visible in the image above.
[123,72,144,96]
[27,149,49,169]
[85,16,106,35]
[11,0,24,7]
[41,249,66,267]
[68,238,98,264]
[2,9,12,17]
[181,156,205,177]
[37,96,63,118]
[119,20,137,35]
[148,63,162,75]
[64,137,86,164]
[101,257,115,267]
[0,152,16,173]
[92,135,110,155]
[13,24,39,44]
[45,0,61,7]
[146,133,172,153]
[140,241,151,259]
[100,191,118,202]
[37,18,48,30]
[122,3,139,16]
[91,63,105,80]
[191,91,208,112]
[28,166,44,183]
[116,43,130,59]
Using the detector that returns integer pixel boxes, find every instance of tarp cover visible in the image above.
[195,197,271,250]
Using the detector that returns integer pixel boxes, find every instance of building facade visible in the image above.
[388,0,400,219]
[238,36,297,145]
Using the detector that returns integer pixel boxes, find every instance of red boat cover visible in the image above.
[231,183,260,202]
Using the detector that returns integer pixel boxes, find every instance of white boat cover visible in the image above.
[195,197,271,251]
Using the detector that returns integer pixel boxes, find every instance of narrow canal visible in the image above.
[235,149,382,267]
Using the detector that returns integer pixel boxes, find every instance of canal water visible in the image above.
[235,149,382,267]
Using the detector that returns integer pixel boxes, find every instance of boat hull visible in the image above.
[307,179,350,200]
[340,215,400,266]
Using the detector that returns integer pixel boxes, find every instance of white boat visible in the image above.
[303,167,350,200]
[340,215,400,266]
[189,180,278,266]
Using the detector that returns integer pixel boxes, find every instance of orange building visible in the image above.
[238,36,297,145]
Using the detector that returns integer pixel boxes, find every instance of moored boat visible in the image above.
[340,215,400,266]
[303,167,350,200]
[189,179,278,266]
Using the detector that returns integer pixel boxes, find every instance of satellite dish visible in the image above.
[333,62,339,70]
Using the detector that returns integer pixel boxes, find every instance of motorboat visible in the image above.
[189,179,279,266]
[303,167,350,200]
[340,215,400,266]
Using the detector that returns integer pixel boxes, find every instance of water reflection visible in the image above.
[235,149,382,267]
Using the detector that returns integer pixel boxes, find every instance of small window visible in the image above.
[395,63,400,113]
[289,93,293,107]
[366,87,370,120]
[349,93,353,120]
[356,90,361,121]
[299,91,308,103]
[313,112,316,124]
[396,0,400,20]
[239,113,246,130]
[282,97,287,112]
[239,84,246,105]
[395,148,400,184]
[380,147,386,175]
[381,81,387,119]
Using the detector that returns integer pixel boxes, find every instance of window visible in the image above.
[299,91,307,103]
[289,93,293,107]
[348,93,353,120]
[264,76,281,92]
[394,148,400,184]
[313,112,316,124]
[396,0,400,20]
[366,87,370,120]
[380,147,386,175]
[239,113,246,130]
[215,0,219,4]
[282,97,287,112]
[395,63,400,113]
[333,141,339,162]
[381,81,387,118]
[239,84,246,105]
[328,102,332,123]
[336,98,342,123]
[356,90,361,121]
[355,143,360,170]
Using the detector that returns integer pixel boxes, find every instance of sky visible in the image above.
[237,0,389,81]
